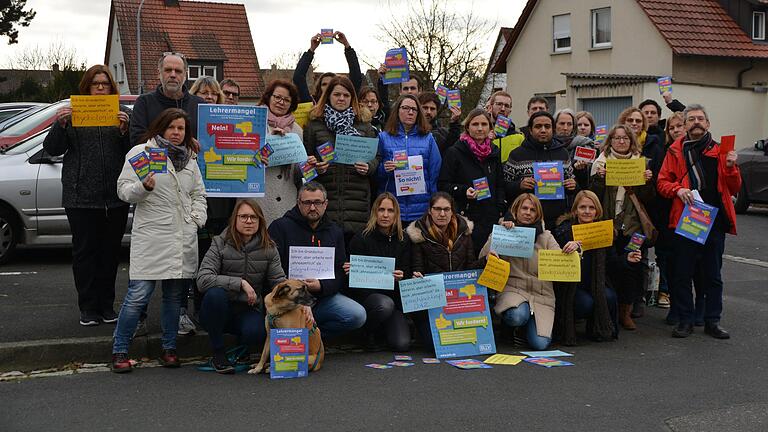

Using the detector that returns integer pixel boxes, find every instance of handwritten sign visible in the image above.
[383,48,410,85]
[675,200,718,245]
[657,76,672,94]
[265,133,307,166]
[399,275,446,313]
[533,161,564,200]
[293,102,313,129]
[349,255,396,290]
[490,225,535,258]
[288,246,335,280]
[395,168,426,196]
[334,135,378,165]
[606,158,646,186]
[571,220,614,251]
[537,250,581,282]
[70,95,119,127]
[574,146,597,163]
[477,254,510,292]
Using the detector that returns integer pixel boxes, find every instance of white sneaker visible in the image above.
[178,312,196,335]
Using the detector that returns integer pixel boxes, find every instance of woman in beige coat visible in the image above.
[480,193,579,350]
[111,108,207,373]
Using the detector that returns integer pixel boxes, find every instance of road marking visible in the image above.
[0,272,38,276]
[724,254,768,268]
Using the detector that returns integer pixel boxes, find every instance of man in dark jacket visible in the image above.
[418,92,461,154]
[268,182,366,340]
[639,99,666,148]
[129,53,203,147]
[504,111,578,229]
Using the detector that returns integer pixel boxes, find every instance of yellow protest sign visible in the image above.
[70,95,119,127]
[605,157,646,186]
[477,254,510,292]
[484,354,527,365]
[537,250,581,282]
[293,102,313,129]
[571,220,614,251]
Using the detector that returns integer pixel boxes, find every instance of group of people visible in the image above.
[45,34,741,375]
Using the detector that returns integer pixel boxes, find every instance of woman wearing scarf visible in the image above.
[111,108,207,373]
[556,108,596,190]
[478,194,580,350]
[258,79,304,223]
[439,109,506,252]
[589,125,654,331]
[304,76,377,244]
[617,107,664,178]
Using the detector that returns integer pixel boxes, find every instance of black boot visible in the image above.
[672,322,693,338]
[704,322,730,339]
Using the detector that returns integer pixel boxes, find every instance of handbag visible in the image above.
[626,189,659,247]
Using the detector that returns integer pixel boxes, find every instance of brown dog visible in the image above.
[248,279,324,374]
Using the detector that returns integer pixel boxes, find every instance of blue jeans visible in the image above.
[198,287,265,353]
[313,294,366,340]
[500,302,551,350]
[112,279,187,354]
[574,286,618,337]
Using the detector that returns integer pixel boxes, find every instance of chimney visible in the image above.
[164,0,179,6]
[52,63,60,73]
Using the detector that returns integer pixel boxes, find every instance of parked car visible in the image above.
[735,139,768,214]
[0,102,47,124]
[0,128,133,264]
[0,95,137,150]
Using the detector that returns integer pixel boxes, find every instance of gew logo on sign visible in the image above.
[248,183,261,192]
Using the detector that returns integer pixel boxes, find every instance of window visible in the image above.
[592,8,612,48]
[188,65,201,79]
[754,11,766,40]
[553,14,571,52]
[119,63,125,82]
[202,65,217,79]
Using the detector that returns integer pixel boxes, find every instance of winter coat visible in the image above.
[492,130,525,164]
[267,206,346,298]
[503,136,577,229]
[117,138,207,279]
[43,105,132,209]
[406,215,478,274]
[347,228,412,301]
[431,119,461,154]
[303,117,378,235]
[438,138,506,251]
[129,85,203,147]
[196,231,286,307]
[479,223,561,339]
[657,135,741,235]
[377,124,442,222]
[262,123,303,224]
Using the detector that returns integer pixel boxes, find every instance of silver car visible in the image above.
[0,129,132,264]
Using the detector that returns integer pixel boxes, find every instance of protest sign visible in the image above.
[524,357,574,368]
[533,161,564,200]
[625,232,646,252]
[657,76,672,94]
[148,148,167,174]
[571,220,614,251]
[334,135,378,165]
[537,250,581,282]
[316,142,335,162]
[477,254,510,292]
[399,274,446,313]
[473,177,491,201]
[436,85,448,104]
[265,133,307,166]
[675,200,718,245]
[288,246,335,280]
[383,48,410,85]
[349,255,396,290]
[484,354,526,365]
[129,152,150,180]
[253,143,274,167]
[270,328,308,379]
[720,135,735,154]
[606,158,646,186]
[393,150,409,170]
[490,224,535,258]
[447,90,461,108]
[395,168,426,196]
[321,29,334,44]
[70,95,119,127]
[494,115,510,136]
[299,161,318,183]
[594,125,608,145]
[293,102,313,129]
[573,146,597,163]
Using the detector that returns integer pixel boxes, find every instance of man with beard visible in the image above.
[487,91,524,163]
[657,104,740,339]
[417,91,461,154]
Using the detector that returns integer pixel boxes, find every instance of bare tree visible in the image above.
[376,0,495,90]
[267,50,316,71]
[8,39,84,70]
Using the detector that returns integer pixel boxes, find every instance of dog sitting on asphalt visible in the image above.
[248,279,325,374]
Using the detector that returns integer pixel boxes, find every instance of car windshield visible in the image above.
[0,128,47,155]
[0,101,65,137]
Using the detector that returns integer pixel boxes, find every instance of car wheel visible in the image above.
[734,181,749,214]
[0,206,20,265]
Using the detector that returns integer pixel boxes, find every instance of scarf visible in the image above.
[323,105,360,136]
[592,150,638,217]
[637,130,647,151]
[460,132,492,162]
[267,111,296,131]
[683,131,712,192]
[154,135,191,172]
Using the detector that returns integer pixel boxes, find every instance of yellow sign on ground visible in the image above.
[70,95,119,127]
[538,250,581,282]
[477,254,510,292]
[571,220,614,251]
[606,158,646,186]
[484,354,527,365]
[293,102,313,129]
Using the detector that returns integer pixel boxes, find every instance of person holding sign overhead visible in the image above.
[303,76,378,244]
[377,95,442,223]
[111,108,207,373]
[552,190,642,345]
[478,194,580,351]
[293,31,363,104]
[344,193,412,352]
[43,64,131,327]
[439,109,506,252]
[590,125,654,330]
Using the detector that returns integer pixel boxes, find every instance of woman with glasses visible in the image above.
[190,76,225,104]
[111,108,207,373]
[376,95,442,224]
[479,194,580,350]
[590,125,654,331]
[358,86,385,132]
[562,109,597,189]
[406,192,477,348]
[43,65,131,327]
[303,76,378,244]
[195,199,286,373]
[617,107,664,178]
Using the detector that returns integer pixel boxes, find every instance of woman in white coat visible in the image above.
[111,108,207,373]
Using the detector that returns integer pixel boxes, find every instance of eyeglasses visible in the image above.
[299,199,327,208]
[223,90,239,98]
[399,105,418,113]
[271,94,291,104]
[362,99,378,105]
[493,102,512,109]
[237,214,258,223]
[430,206,452,214]
[90,81,111,88]
[626,118,644,124]
[612,136,630,142]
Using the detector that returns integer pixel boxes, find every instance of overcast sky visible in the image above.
[0,0,525,73]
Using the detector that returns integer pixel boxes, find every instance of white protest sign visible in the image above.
[288,246,335,280]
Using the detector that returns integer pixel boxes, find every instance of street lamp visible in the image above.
[136,0,146,95]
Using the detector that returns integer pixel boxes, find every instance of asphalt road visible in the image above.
[1,209,767,431]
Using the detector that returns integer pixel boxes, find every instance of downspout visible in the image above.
[737,59,754,88]
[137,0,146,95]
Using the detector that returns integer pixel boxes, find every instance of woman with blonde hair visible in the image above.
[189,76,225,104]
[344,193,412,351]
[617,107,664,177]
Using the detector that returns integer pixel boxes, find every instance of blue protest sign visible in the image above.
[490,225,535,258]
[265,133,307,166]
[349,255,396,290]
[399,274,446,313]
[334,135,378,165]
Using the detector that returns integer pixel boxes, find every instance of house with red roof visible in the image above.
[105,0,264,102]
[492,0,768,141]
